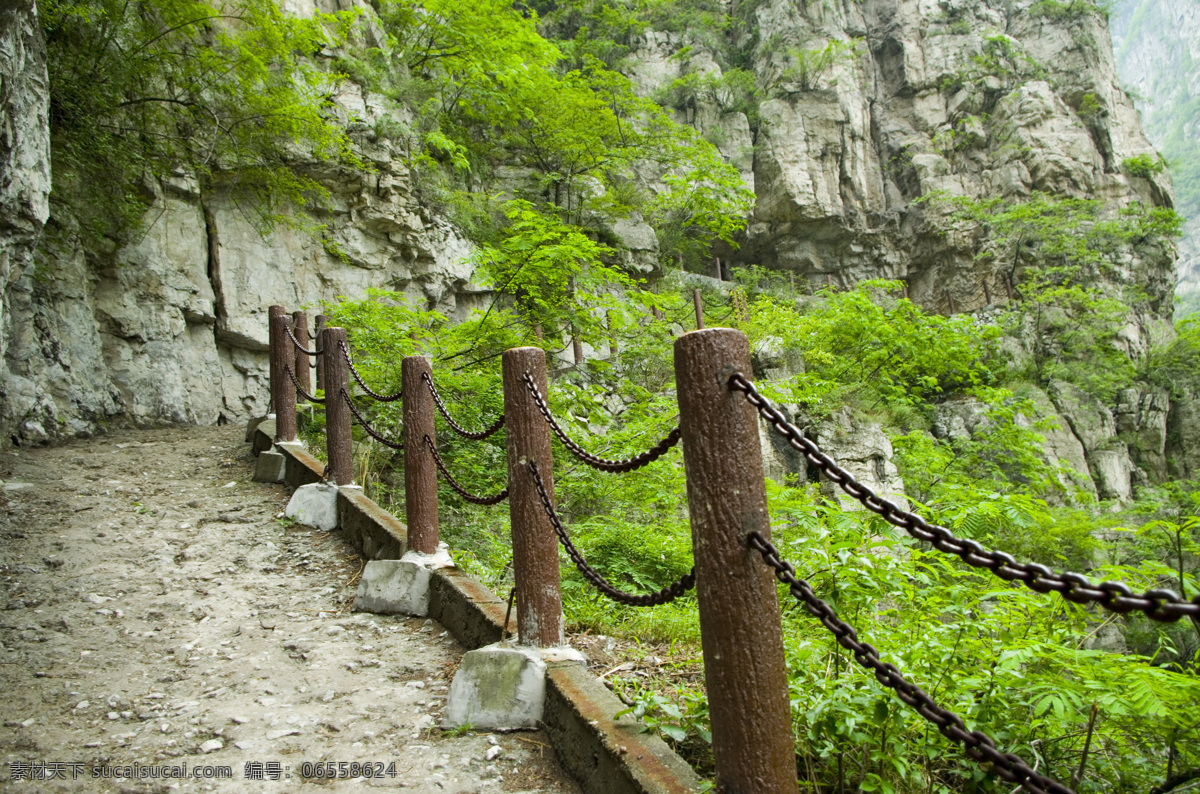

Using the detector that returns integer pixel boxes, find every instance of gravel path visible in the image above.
[0,425,580,793]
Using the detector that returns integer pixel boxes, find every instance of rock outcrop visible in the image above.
[0,0,1188,462]
[0,0,52,442]
[0,8,478,442]
[629,0,1176,327]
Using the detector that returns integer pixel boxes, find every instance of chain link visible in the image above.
[730,373,1200,624]
[422,372,506,441]
[339,341,403,403]
[284,364,324,403]
[747,531,1072,794]
[340,389,403,450]
[528,461,695,606]
[284,323,321,357]
[523,373,681,472]
[422,435,509,505]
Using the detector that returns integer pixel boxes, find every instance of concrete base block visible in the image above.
[353,546,453,616]
[252,450,286,483]
[442,643,547,731]
[285,482,339,531]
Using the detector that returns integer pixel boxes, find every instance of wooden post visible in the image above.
[267,305,286,413]
[291,311,312,402]
[314,314,328,393]
[502,346,563,648]
[1006,274,1015,300]
[982,277,992,305]
[714,256,722,280]
[322,327,354,486]
[693,289,704,330]
[402,356,438,554]
[271,314,297,442]
[902,281,909,300]
[674,329,799,794]
[572,333,584,364]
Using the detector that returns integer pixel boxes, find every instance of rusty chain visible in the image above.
[284,364,323,404]
[340,389,403,450]
[422,435,509,505]
[522,373,681,473]
[284,323,321,357]
[747,531,1072,794]
[422,372,506,441]
[528,461,696,606]
[730,372,1200,623]
[338,340,403,403]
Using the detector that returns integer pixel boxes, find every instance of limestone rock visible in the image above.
[815,409,908,511]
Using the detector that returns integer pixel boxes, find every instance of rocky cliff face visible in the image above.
[618,0,1188,499]
[0,0,1186,484]
[0,0,52,441]
[0,6,478,443]
[628,0,1174,321]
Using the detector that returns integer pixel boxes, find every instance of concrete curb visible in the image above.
[248,424,702,793]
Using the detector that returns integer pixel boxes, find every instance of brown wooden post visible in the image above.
[322,327,354,486]
[714,256,722,280]
[674,328,799,794]
[314,314,328,393]
[502,346,563,648]
[291,311,312,402]
[693,289,704,330]
[271,315,298,442]
[402,356,438,554]
[267,305,286,412]
[902,281,909,300]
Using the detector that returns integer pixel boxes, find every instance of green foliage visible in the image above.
[766,38,862,95]
[474,199,628,337]
[1142,315,1200,398]
[325,274,1200,794]
[42,0,359,245]
[1030,0,1111,21]
[354,0,752,274]
[765,482,1200,793]
[926,191,1182,400]
[1121,153,1167,178]
[742,281,998,419]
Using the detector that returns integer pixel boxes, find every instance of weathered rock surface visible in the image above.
[760,406,908,510]
[0,0,1191,466]
[629,0,1176,323]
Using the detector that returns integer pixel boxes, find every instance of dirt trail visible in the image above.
[0,425,580,793]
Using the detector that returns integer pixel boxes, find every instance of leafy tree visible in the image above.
[352,0,753,275]
[42,0,359,244]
